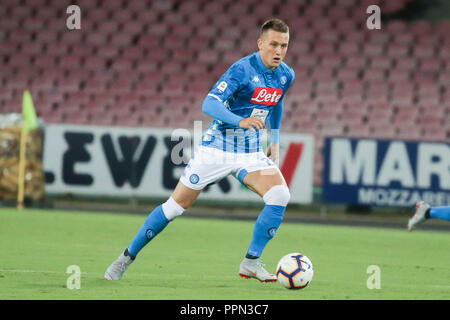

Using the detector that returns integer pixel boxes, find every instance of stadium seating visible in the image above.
[1,0,448,186]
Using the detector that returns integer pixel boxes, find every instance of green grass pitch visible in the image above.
[0,208,449,300]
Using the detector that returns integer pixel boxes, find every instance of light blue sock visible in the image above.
[127,205,169,257]
[429,206,450,221]
[246,205,285,258]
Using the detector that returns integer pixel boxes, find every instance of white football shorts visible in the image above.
[180,146,278,190]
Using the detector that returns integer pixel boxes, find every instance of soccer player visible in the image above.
[105,19,295,282]
[407,201,450,231]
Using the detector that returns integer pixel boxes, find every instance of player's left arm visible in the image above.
[267,68,295,162]
[267,95,284,163]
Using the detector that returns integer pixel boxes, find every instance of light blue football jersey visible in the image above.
[201,51,295,153]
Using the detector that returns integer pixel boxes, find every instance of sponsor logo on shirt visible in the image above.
[250,87,283,105]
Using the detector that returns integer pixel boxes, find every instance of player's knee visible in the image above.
[263,185,290,207]
[161,197,185,220]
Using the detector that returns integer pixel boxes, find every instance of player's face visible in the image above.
[257,29,289,70]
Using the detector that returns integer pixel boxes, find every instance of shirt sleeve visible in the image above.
[269,96,284,143]
[202,62,246,126]
[269,69,295,144]
[206,62,246,105]
[202,95,243,126]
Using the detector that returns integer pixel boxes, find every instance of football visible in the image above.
[276,253,314,289]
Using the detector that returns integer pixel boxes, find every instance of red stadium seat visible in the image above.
[66,92,91,106]
[212,38,236,51]
[370,123,397,139]
[345,31,366,44]
[438,70,450,85]
[227,2,250,16]
[110,58,134,72]
[364,42,386,58]
[419,58,443,72]
[289,40,310,56]
[311,66,334,82]
[370,56,393,69]
[414,46,436,59]
[35,30,59,43]
[313,41,335,55]
[90,92,116,107]
[45,42,69,57]
[417,114,442,127]
[345,123,371,138]
[83,56,106,70]
[320,54,344,69]
[163,35,186,50]
[82,80,107,94]
[390,91,415,105]
[422,127,447,141]
[95,44,120,59]
[341,109,365,126]
[20,42,44,55]
[386,20,408,34]
[122,21,144,35]
[117,112,143,128]
[0,40,20,55]
[185,61,209,76]
[58,77,81,92]
[110,32,134,47]
[221,49,245,65]
[344,54,367,69]
[159,61,184,76]
[197,51,220,64]
[161,81,185,97]
[85,33,109,46]
[369,31,391,45]
[387,43,410,58]
[111,10,133,23]
[395,57,417,71]
[250,4,275,21]
[59,55,82,69]
[172,48,196,63]
[388,69,411,82]
[296,53,318,68]
[393,33,414,45]
[8,54,31,68]
[109,79,134,95]
[416,81,440,98]
[134,82,160,97]
[362,68,386,82]
[367,106,393,124]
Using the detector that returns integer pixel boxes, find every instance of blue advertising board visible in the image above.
[322,137,450,207]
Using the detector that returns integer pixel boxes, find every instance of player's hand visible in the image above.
[267,143,280,163]
[238,117,264,132]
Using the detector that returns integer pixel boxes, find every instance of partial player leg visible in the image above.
[408,201,450,231]
[104,182,202,280]
[238,168,290,282]
[407,201,430,231]
[429,206,450,221]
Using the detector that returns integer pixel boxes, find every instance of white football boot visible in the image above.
[239,258,277,282]
[407,201,430,232]
[104,251,134,280]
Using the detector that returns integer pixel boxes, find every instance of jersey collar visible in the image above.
[256,51,278,74]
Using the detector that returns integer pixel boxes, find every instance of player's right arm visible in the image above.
[201,62,264,131]
[202,96,264,131]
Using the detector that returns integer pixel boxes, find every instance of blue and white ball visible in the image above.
[276,253,314,289]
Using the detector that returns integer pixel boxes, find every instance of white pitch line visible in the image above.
[0,269,89,275]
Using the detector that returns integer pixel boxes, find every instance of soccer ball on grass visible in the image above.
[276,253,313,289]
